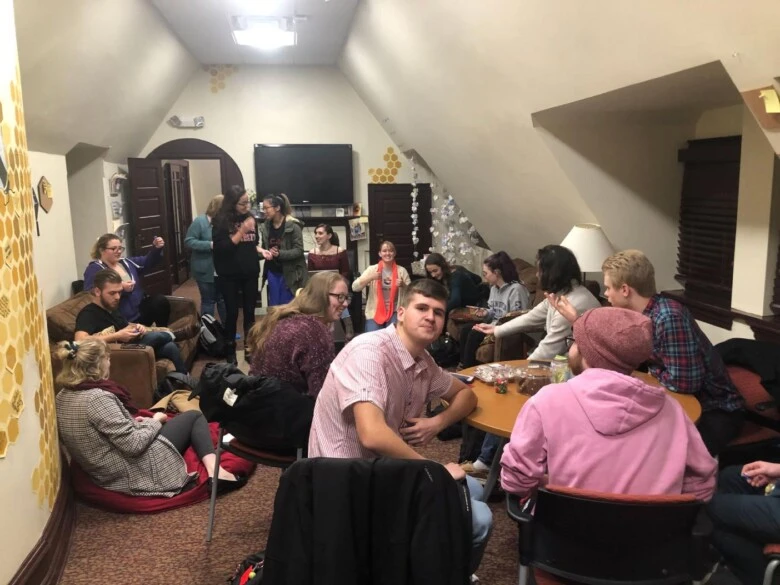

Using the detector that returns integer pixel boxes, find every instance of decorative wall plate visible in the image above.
[37,176,53,213]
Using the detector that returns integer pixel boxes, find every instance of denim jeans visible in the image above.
[466,475,493,572]
[139,331,187,373]
[477,433,502,466]
[196,279,227,322]
[364,313,397,332]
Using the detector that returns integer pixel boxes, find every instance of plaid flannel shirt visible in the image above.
[643,295,743,413]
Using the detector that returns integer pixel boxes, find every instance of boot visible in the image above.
[225,341,238,365]
[342,316,355,342]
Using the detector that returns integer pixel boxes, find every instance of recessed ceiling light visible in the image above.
[232,18,296,49]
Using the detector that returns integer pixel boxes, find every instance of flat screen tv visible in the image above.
[254,143,354,205]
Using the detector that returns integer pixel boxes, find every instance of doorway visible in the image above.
[368,183,432,272]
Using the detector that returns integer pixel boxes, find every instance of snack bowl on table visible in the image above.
[474,363,512,385]
[515,365,551,396]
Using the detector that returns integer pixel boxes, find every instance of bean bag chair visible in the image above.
[69,417,255,514]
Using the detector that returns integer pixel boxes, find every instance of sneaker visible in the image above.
[460,461,489,480]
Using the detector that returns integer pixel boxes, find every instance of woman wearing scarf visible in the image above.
[54,338,244,496]
[352,241,410,332]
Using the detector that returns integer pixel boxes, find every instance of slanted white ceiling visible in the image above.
[151,0,359,65]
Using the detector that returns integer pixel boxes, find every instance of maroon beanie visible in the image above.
[572,308,653,375]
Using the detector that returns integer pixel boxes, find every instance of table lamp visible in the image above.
[559,223,615,281]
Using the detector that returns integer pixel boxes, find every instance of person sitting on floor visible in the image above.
[307,278,492,573]
[500,307,717,500]
[424,252,483,312]
[75,269,187,373]
[84,233,171,326]
[55,338,244,497]
[247,271,351,397]
[551,249,745,456]
[708,461,780,585]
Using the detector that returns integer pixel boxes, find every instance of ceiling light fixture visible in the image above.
[232,15,296,49]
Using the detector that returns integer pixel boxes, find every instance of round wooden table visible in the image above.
[458,360,702,500]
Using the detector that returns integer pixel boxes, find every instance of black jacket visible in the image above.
[212,213,261,278]
[716,338,780,403]
[262,458,472,585]
[191,363,313,450]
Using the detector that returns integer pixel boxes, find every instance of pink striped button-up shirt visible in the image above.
[308,325,453,458]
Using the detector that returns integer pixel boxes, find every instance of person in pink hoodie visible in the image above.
[500,307,717,500]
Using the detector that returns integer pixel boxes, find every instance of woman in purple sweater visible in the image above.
[246,272,350,397]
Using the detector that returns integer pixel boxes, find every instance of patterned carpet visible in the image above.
[58,280,520,585]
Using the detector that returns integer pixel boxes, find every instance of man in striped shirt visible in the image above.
[308,278,492,571]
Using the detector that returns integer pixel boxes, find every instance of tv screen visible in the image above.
[254,144,354,205]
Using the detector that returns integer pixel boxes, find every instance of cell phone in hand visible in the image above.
[452,373,475,384]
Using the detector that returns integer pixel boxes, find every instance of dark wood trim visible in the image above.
[146,138,244,196]
[9,452,75,585]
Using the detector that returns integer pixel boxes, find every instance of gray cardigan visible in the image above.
[184,214,217,283]
[56,388,193,497]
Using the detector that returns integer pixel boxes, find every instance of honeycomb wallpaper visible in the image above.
[0,61,59,510]
[205,64,237,94]
[368,146,402,184]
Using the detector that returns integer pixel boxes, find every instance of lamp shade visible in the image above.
[560,223,615,273]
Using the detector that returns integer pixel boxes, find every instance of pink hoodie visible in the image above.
[500,368,717,501]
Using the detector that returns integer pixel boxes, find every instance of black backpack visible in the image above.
[227,551,264,585]
[191,363,313,451]
[428,333,460,368]
[199,314,229,358]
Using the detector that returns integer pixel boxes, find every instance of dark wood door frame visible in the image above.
[146,138,244,195]
[163,161,193,285]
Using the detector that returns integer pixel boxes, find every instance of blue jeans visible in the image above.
[466,475,493,571]
[196,279,226,321]
[364,313,397,332]
[139,331,187,373]
[477,433,502,466]
[267,271,294,306]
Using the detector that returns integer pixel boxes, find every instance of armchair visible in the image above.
[46,292,200,408]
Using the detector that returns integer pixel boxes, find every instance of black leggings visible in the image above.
[460,322,486,368]
[220,275,259,342]
[159,411,215,460]
[138,294,171,327]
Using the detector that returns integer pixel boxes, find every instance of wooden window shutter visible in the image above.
[675,136,741,309]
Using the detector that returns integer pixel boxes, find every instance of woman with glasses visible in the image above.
[246,272,349,397]
[212,185,261,363]
[84,233,170,326]
[258,193,307,307]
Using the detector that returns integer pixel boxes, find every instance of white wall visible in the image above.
[67,155,110,269]
[140,66,413,270]
[28,151,78,307]
[187,158,222,217]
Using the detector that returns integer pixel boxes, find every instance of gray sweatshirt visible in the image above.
[494,283,600,359]
[486,281,531,323]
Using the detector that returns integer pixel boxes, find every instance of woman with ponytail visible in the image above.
[55,339,243,497]
[258,193,307,307]
[352,241,411,332]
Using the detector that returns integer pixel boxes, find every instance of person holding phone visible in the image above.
[258,193,307,307]
[84,232,170,326]
[212,186,261,363]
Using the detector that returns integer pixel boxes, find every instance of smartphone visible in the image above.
[452,373,475,384]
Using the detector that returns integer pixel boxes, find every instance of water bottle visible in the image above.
[550,355,571,384]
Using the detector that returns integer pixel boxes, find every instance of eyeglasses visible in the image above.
[261,205,276,212]
[105,246,125,253]
[565,336,575,350]
[237,200,251,207]
[329,293,352,304]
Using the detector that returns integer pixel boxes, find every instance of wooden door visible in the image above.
[368,183,432,273]
[127,158,172,295]
[164,161,193,285]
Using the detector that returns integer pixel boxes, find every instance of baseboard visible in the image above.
[9,453,75,585]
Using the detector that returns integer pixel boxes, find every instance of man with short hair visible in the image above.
[75,269,187,373]
[552,250,745,455]
[501,307,717,499]
[308,278,492,571]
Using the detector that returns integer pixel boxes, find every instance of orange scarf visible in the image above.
[373,262,398,325]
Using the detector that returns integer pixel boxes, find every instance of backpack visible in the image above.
[428,333,460,368]
[227,551,264,585]
[191,362,313,451]
[199,314,228,358]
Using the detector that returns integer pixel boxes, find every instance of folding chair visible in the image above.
[764,544,780,585]
[205,425,303,542]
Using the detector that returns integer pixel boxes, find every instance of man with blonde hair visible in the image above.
[551,249,744,455]
[600,250,744,455]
